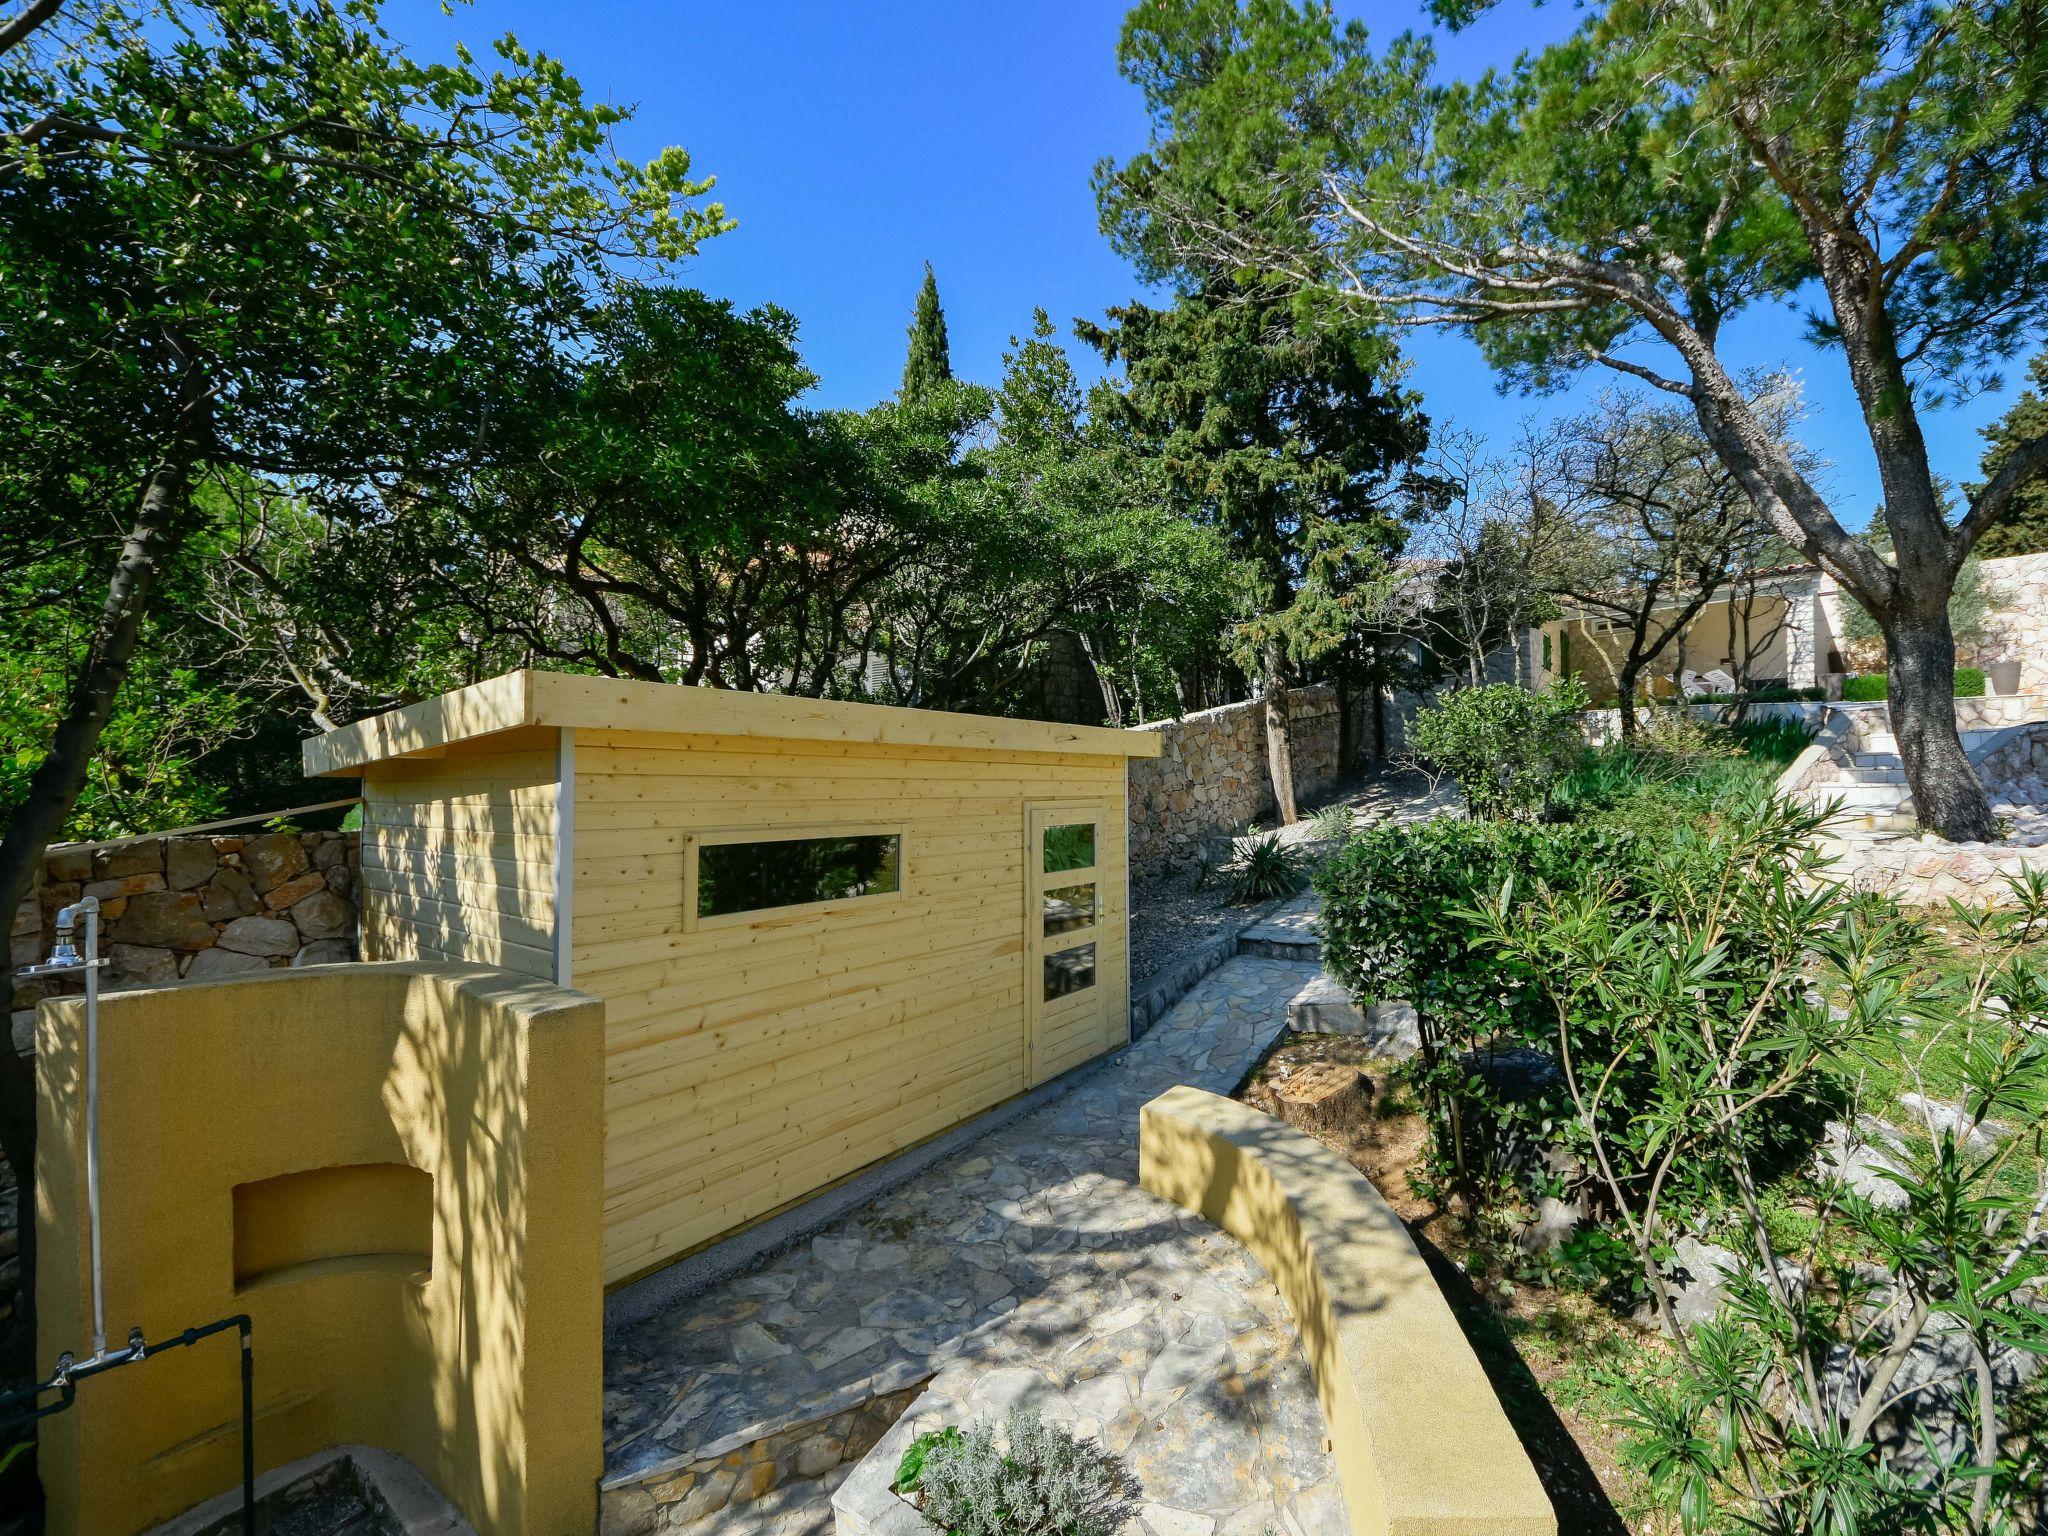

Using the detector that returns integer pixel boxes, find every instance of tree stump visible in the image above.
[1250,1063,1374,1140]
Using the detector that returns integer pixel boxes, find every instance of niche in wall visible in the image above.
[232,1163,433,1291]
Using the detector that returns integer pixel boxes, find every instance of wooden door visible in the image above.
[1024,803,1118,1086]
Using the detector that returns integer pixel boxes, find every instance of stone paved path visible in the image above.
[603,953,1342,1535]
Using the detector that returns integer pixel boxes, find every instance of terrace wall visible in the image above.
[11,829,361,1024]
[1126,685,1346,883]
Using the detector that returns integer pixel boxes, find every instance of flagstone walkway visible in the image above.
[601,952,1344,1536]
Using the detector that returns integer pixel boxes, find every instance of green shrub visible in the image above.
[1844,669,1986,701]
[899,1411,1141,1536]
[1313,817,1631,1202]
[1548,718,1810,829]
[1488,828,2048,1531]
[1226,833,1304,904]
[1407,678,1588,820]
[1315,799,1841,1214]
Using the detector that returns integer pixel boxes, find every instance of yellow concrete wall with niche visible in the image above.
[35,962,605,1536]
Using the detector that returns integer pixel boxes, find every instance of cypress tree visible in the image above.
[901,262,953,398]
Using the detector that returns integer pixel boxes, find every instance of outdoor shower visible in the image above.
[2,894,256,1536]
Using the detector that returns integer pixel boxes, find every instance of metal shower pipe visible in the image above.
[5,893,257,1535]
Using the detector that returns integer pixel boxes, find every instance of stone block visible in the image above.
[215,914,300,958]
[46,847,92,883]
[241,831,308,895]
[199,868,260,921]
[108,944,179,985]
[323,865,353,896]
[311,838,348,871]
[112,891,216,952]
[164,837,219,892]
[291,938,353,967]
[11,894,38,937]
[183,946,271,980]
[262,870,328,911]
[95,841,164,880]
[83,873,165,902]
[289,891,355,940]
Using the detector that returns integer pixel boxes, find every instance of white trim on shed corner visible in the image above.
[554,728,575,988]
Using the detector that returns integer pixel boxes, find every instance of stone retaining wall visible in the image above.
[11,829,361,1015]
[1821,835,2048,908]
[1127,685,1344,884]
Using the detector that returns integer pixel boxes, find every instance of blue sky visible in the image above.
[384,0,2035,530]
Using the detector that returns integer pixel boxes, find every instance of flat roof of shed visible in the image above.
[303,668,1163,777]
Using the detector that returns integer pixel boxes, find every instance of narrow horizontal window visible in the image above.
[1043,823,1095,874]
[698,833,901,920]
[1043,883,1096,936]
[1044,943,1096,1000]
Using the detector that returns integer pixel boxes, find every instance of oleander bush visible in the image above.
[1314,800,1839,1215]
[1479,835,2048,1531]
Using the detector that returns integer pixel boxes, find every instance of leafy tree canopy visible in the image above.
[1096,0,2048,839]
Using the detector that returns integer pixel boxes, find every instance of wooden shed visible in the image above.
[303,669,1162,1285]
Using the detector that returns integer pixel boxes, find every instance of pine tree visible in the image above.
[1973,351,2048,557]
[901,262,953,398]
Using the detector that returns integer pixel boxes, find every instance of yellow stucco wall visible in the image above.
[1139,1086,1554,1536]
[35,962,605,1536]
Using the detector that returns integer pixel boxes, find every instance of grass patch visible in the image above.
[1552,717,1810,832]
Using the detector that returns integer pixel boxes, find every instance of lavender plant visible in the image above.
[900,1411,1140,1536]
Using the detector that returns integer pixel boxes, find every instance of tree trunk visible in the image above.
[0,439,202,1376]
[1885,608,1997,842]
[1616,665,1640,742]
[1262,639,1299,825]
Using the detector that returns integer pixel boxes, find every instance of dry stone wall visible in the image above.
[11,829,361,1019]
[1127,685,1344,883]
[1975,551,2048,696]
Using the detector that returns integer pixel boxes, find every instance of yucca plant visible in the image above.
[1307,802,1358,841]
[1227,832,1304,904]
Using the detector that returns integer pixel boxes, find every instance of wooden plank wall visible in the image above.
[358,733,560,981]
[571,728,1129,1284]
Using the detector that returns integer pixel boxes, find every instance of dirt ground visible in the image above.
[1235,1032,1668,1535]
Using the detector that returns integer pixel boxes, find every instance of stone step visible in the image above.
[1833,811,1922,834]
[1820,784,1913,809]
[1283,975,1421,1058]
[1237,892,1320,961]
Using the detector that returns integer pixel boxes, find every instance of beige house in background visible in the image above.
[1530,549,2048,702]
